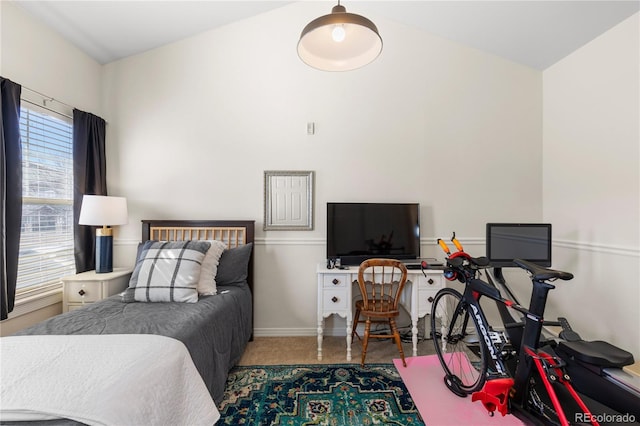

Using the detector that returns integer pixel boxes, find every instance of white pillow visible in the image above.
[129,241,210,303]
[197,240,227,295]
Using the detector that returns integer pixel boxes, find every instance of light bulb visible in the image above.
[332,25,346,42]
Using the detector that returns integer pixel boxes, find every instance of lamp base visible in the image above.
[95,234,113,273]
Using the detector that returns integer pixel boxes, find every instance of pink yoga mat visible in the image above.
[394,355,525,426]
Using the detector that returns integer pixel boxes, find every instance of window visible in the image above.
[17,103,75,291]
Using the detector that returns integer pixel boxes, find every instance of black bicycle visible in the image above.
[427,234,626,426]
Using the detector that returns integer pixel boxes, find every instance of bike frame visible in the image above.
[434,235,599,425]
[455,276,600,425]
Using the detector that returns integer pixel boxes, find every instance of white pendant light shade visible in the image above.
[298,4,383,72]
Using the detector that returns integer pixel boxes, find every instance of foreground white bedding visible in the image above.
[0,334,220,425]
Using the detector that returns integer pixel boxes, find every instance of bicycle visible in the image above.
[426,233,616,426]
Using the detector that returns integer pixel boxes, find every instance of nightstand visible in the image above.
[62,268,132,312]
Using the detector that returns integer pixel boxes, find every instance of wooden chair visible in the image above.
[351,258,408,367]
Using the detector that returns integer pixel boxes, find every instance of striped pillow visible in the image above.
[128,240,210,303]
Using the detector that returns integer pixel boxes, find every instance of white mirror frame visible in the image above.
[264,170,314,231]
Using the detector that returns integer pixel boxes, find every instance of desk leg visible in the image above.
[425,315,430,345]
[346,317,352,361]
[317,317,324,361]
[411,316,419,357]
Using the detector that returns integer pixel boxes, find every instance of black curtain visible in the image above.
[73,109,107,273]
[1,77,23,320]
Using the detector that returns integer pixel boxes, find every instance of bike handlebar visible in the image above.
[447,255,491,269]
[432,232,574,284]
[429,253,491,283]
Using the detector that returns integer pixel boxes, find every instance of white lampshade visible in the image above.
[297,3,382,72]
[79,195,128,226]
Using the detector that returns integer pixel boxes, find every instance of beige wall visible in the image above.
[0,2,102,115]
[542,13,640,356]
[101,2,542,336]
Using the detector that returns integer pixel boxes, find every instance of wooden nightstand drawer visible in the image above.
[67,304,89,312]
[62,268,132,312]
[65,281,101,302]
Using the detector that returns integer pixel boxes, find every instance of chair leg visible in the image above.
[390,318,406,367]
[351,308,361,341]
[361,317,371,367]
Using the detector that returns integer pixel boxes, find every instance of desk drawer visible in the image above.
[323,274,348,288]
[419,274,444,290]
[418,289,437,314]
[322,290,348,310]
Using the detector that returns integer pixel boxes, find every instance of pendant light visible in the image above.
[297,1,383,72]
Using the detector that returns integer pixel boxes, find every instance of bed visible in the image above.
[0,219,255,426]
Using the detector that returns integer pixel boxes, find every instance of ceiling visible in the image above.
[13,1,640,70]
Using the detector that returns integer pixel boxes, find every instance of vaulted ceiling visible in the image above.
[13,1,640,70]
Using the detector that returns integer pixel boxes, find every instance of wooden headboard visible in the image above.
[141,219,255,337]
[142,221,252,249]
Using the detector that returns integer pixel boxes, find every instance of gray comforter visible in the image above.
[13,283,252,406]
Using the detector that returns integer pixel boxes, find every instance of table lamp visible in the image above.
[79,195,128,273]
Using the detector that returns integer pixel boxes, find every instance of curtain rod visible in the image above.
[21,98,73,120]
[20,85,107,123]
[22,86,75,110]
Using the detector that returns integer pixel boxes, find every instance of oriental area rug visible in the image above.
[216,364,424,425]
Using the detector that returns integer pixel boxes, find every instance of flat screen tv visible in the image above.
[486,223,552,267]
[327,202,420,265]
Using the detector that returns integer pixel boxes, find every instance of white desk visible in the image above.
[316,263,444,361]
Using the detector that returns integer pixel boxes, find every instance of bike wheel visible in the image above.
[430,287,488,394]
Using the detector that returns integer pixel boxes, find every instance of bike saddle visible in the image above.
[558,340,635,368]
[514,258,574,281]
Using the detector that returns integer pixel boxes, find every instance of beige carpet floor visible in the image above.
[237,335,437,366]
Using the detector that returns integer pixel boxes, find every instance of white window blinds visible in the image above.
[17,103,76,290]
